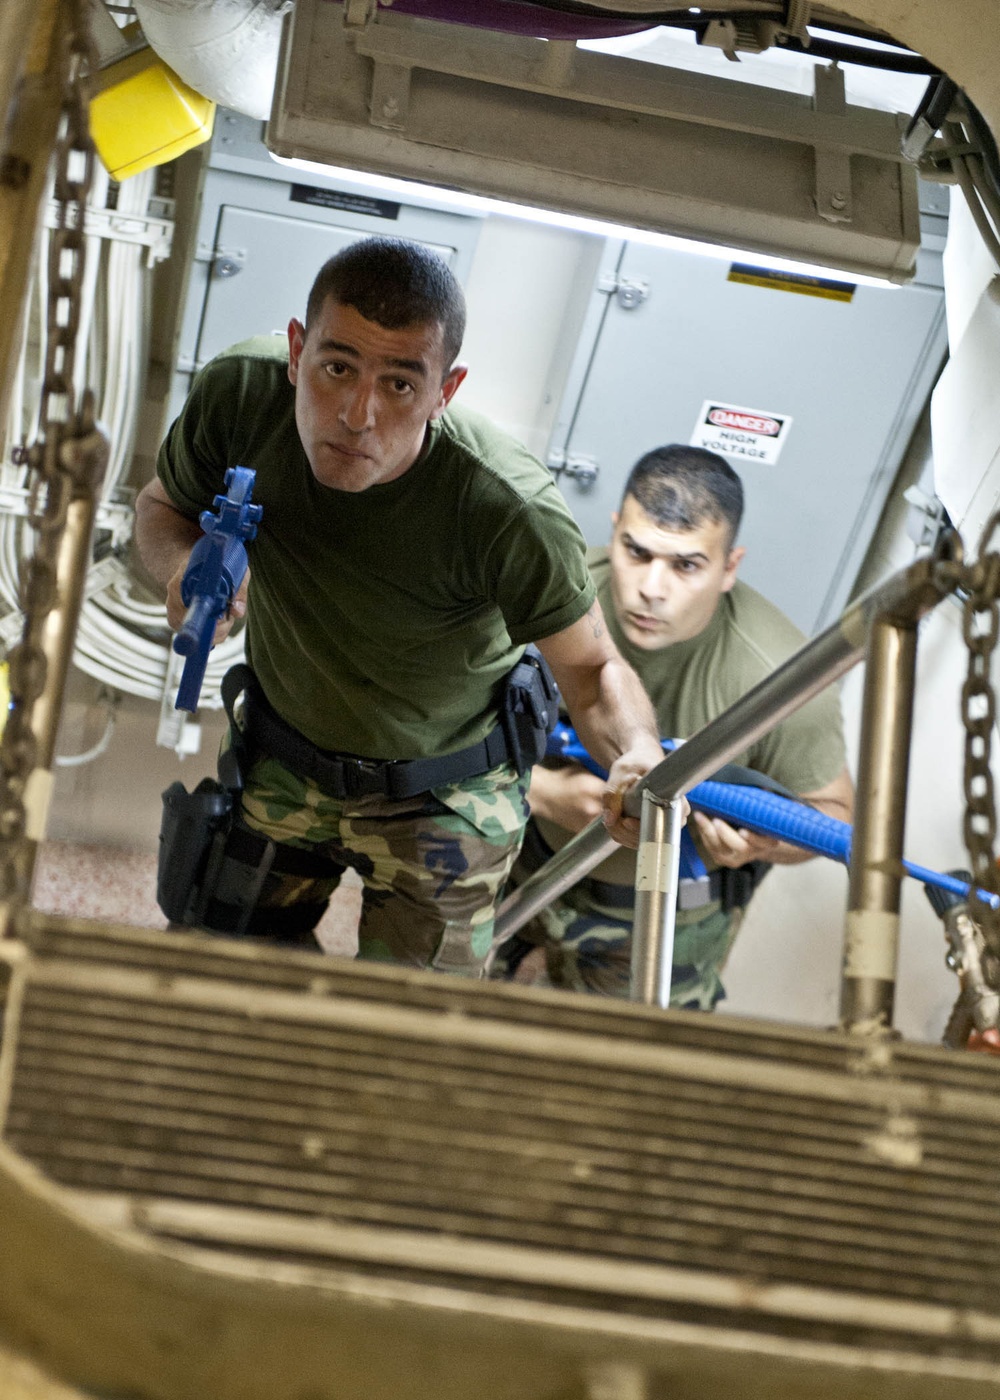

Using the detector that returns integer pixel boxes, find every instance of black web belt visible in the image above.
[223,665,512,801]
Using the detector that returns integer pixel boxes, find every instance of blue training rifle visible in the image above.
[173,465,262,713]
[547,723,1000,913]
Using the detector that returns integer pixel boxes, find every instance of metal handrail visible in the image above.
[492,540,961,989]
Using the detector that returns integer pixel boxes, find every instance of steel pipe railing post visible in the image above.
[630,790,684,1007]
[840,615,919,1035]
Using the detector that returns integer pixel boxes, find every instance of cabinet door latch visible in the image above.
[562,455,600,490]
[597,274,650,310]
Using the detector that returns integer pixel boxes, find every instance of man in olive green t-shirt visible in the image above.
[135,236,663,973]
[492,443,855,1008]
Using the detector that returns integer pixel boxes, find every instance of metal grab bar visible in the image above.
[493,539,961,1013]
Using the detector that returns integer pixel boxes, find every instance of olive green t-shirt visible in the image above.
[157,338,595,758]
[537,547,848,883]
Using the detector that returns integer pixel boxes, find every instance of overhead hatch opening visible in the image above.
[265,1,933,284]
[264,8,969,289]
[123,2,999,284]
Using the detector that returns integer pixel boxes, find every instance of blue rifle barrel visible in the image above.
[173,466,261,713]
[546,726,1000,912]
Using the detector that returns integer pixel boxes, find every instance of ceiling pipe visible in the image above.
[132,0,292,121]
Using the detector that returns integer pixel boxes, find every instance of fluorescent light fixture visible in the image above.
[269,151,900,288]
[807,25,921,56]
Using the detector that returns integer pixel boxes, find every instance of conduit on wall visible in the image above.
[0,170,245,743]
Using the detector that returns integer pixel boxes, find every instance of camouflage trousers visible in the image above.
[491,834,744,1009]
[233,748,530,976]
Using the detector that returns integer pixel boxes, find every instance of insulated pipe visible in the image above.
[132,0,291,120]
[840,616,919,1035]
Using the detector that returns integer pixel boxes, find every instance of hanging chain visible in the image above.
[942,507,1000,956]
[0,4,97,915]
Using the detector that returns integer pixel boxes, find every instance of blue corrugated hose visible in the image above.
[547,725,999,912]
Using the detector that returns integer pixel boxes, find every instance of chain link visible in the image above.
[944,507,1000,956]
[0,4,97,915]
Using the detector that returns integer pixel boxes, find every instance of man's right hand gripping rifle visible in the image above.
[170,466,261,712]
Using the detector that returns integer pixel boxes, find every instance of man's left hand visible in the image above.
[690,765,855,868]
[692,811,782,867]
[602,739,684,848]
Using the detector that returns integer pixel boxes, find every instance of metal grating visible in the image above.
[19,914,1000,1091]
[3,915,1000,1370]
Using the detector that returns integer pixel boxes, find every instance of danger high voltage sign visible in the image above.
[689,400,793,466]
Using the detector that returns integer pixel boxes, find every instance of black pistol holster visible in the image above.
[716,858,771,914]
[156,776,236,928]
[156,668,340,939]
[500,643,560,774]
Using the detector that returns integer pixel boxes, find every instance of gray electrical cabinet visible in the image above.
[167,109,483,426]
[547,187,949,635]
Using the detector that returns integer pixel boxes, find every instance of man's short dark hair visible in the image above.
[305,236,466,371]
[623,444,744,546]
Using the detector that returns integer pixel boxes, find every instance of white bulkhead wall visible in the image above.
[932,193,1000,543]
[458,218,602,461]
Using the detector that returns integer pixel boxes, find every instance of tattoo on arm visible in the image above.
[586,603,605,640]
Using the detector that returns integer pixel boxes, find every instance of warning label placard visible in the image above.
[728,263,855,302]
[689,400,792,466]
[290,184,401,221]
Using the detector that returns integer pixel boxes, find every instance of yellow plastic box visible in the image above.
[89,46,216,182]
